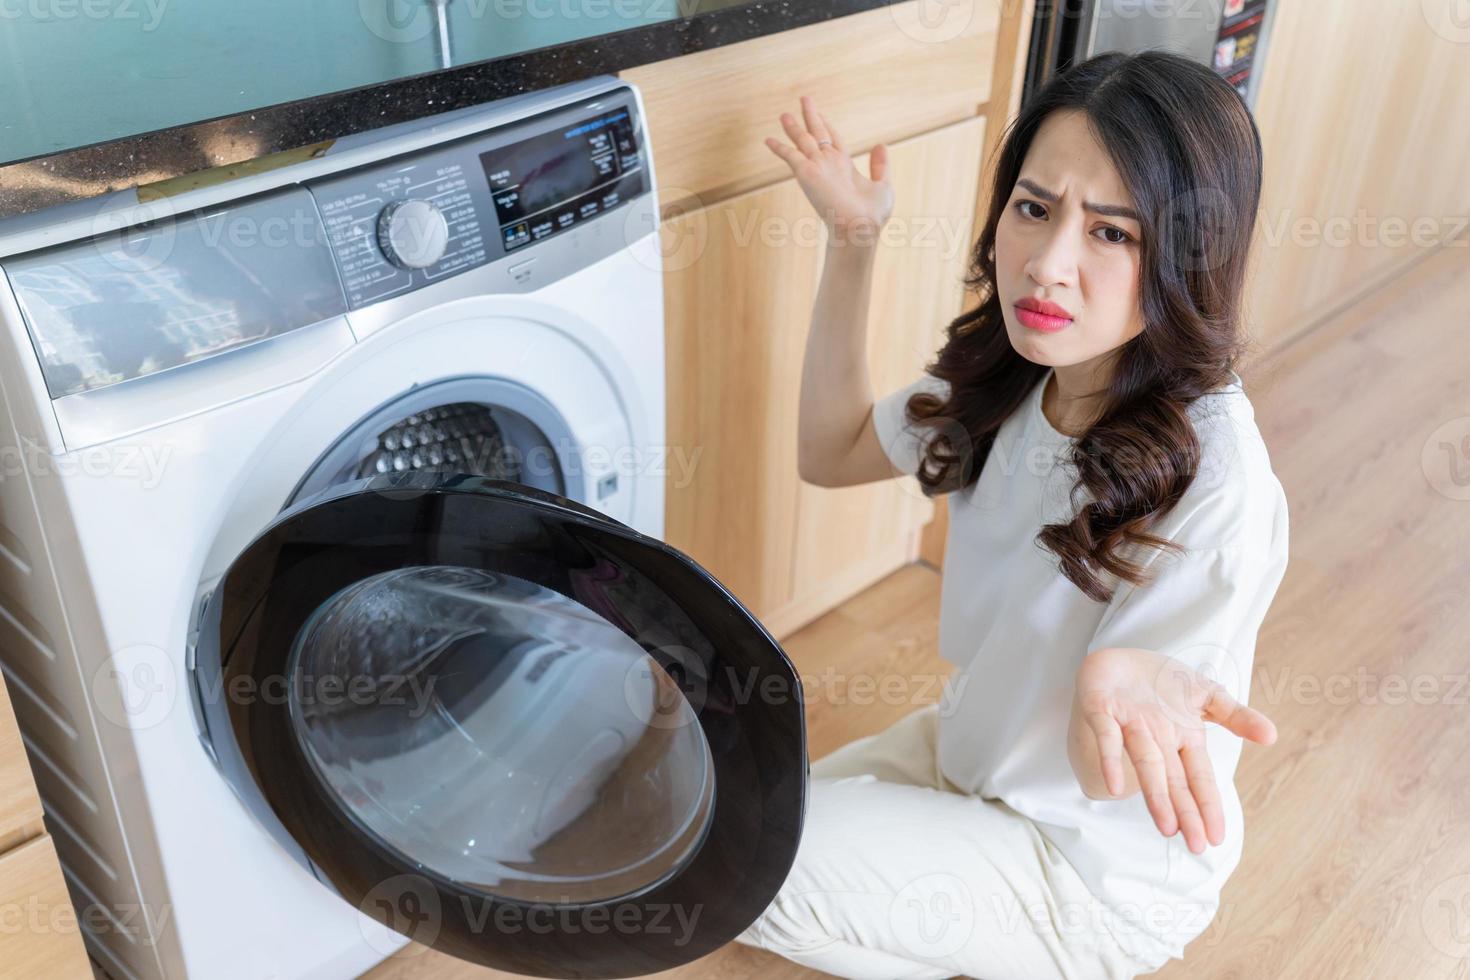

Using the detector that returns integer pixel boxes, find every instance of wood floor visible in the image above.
[361,242,1470,979]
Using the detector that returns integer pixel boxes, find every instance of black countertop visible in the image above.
[0,0,902,221]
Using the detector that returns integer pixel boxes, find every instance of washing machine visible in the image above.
[0,76,806,979]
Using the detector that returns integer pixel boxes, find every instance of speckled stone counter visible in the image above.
[0,0,903,221]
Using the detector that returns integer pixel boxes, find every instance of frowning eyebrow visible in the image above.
[1015,178,1141,223]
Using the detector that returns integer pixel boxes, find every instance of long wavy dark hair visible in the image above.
[907,50,1264,602]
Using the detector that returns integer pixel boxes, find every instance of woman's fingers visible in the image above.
[800,95,833,149]
[818,110,846,153]
[870,142,888,184]
[1162,744,1207,854]
[764,136,804,170]
[1121,722,1175,837]
[1199,682,1278,745]
[1180,738,1225,847]
[779,111,821,158]
[1081,699,1127,797]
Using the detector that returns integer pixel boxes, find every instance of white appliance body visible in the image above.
[0,76,760,980]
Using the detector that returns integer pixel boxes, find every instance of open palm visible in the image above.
[764,94,895,240]
[1072,646,1278,854]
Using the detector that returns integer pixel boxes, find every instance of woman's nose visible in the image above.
[1025,224,1080,288]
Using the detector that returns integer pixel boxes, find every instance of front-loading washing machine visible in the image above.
[0,76,806,979]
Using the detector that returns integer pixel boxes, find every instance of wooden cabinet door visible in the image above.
[662,117,986,636]
[662,176,825,619]
[783,117,986,636]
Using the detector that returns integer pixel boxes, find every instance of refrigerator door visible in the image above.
[1026,0,1276,109]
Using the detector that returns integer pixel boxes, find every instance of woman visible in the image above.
[736,51,1290,979]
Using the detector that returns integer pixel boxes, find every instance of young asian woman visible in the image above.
[739,50,1288,979]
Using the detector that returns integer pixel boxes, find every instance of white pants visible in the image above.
[733,704,1159,979]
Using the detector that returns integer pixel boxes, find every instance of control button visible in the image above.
[508,258,537,283]
[377,199,450,270]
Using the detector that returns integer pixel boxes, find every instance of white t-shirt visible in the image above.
[871,366,1289,969]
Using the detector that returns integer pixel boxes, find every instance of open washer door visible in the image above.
[193,470,806,977]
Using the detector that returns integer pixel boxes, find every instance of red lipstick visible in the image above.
[1014,296,1074,333]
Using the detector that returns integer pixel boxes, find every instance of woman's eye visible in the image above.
[1095,226,1131,245]
[1014,200,1044,220]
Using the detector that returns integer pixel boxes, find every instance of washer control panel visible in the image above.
[308,87,646,310]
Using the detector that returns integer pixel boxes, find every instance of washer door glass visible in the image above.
[195,471,806,977]
[287,564,714,904]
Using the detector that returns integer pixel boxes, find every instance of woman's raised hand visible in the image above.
[764,95,895,242]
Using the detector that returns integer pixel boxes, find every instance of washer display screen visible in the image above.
[479,108,645,253]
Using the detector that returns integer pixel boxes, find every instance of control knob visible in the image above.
[377,198,450,270]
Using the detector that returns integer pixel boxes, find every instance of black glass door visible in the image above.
[193,470,806,976]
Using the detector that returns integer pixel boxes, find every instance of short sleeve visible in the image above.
[871,373,951,476]
[1084,513,1287,826]
[1087,487,1290,709]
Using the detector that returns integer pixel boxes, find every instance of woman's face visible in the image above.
[995,109,1146,371]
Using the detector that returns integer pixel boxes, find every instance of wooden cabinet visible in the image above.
[662,117,986,637]
[0,673,92,978]
[0,668,45,855]
[1240,1,1470,353]
[786,118,986,631]
[622,0,1002,216]
[661,175,818,621]
[630,0,1036,608]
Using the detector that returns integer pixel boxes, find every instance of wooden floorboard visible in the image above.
[366,242,1470,978]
